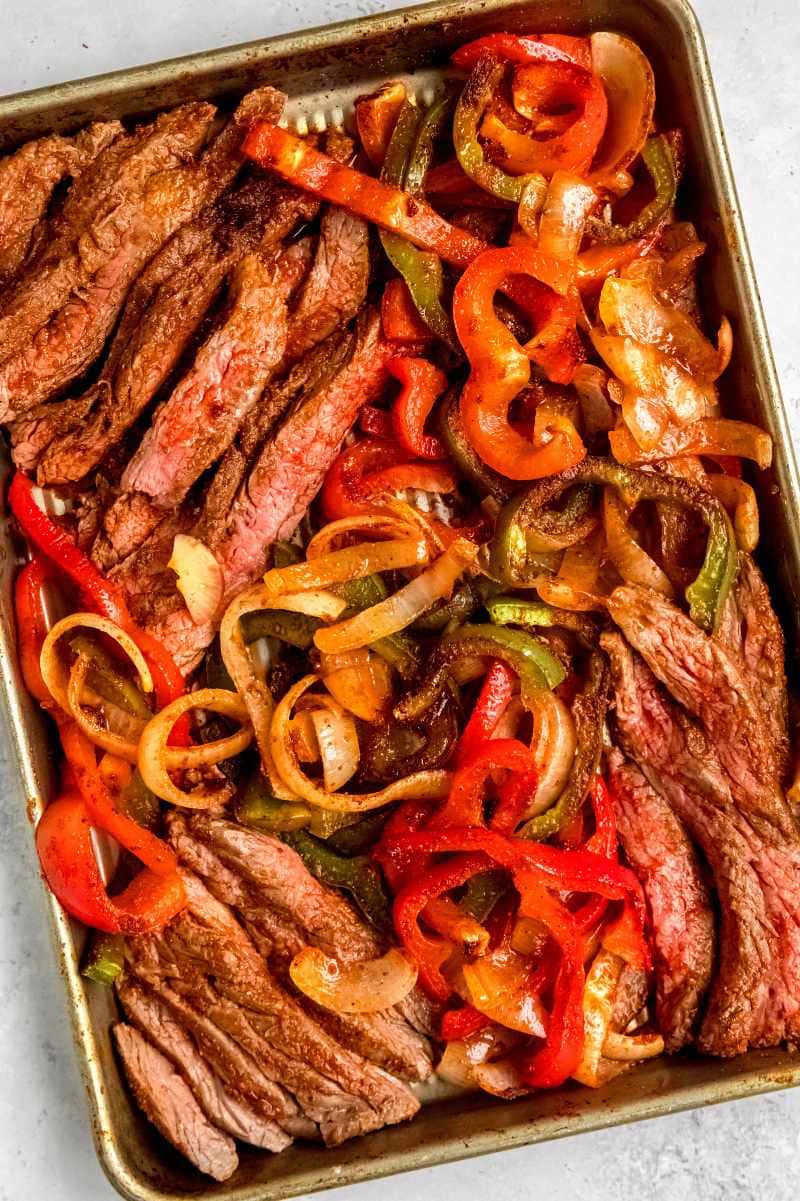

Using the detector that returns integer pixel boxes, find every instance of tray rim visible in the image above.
[1,1,798,1199]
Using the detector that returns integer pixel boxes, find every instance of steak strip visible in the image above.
[0,121,123,286]
[113,1023,239,1181]
[605,743,715,1050]
[603,631,800,1055]
[128,871,419,1145]
[214,306,394,599]
[168,813,433,1081]
[0,103,218,418]
[119,242,309,508]
[16,112,308,485]
[117,979,292,1152]
[606,583,793,839]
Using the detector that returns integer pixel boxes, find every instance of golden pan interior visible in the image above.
[1,0,799,1197]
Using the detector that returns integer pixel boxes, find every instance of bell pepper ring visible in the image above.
[452,244,587,479]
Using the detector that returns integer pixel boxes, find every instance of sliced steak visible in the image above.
[604,631,800,1054]
[120,242,310,508]
[606,584,793,839]
[605,743,715,1050]
[117,979,291,1152]
[127,313,390,675]
[113,1023,239,1181]
[0,103,218,418]
[0,121,122,286]
[286,205,370,362]
[716,554,789,781]
[196,328,356,549]
[168,813,434,1081]
[17,163,314,482]
[129,871,419,1145]
[214,307,393,599]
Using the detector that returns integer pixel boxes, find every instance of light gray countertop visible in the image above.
[2,1,799,1198]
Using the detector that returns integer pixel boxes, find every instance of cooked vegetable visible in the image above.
[137,688,254,808]
[82,932,126,986]
[168,534,224,625]
[588,134,678,243]
[314,538,478,654]
[379,95,458,346]
[244,122,486,267]
[289,946,418,1013]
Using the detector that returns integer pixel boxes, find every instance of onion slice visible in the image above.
[263,537,429,598]
[572,949,628,1088]
[137,688,253,808]
[314,537,478,654]
[168,534,224,625]
[462,950,547,1038]
[706,475,759,552]
[67,654,145,763]
[306,512,420,558]
[309,703,360,792]
[603,1028,664,1061]
[220,584,346,799]
[603,488,674,596]
[271,674,451,812]
[537,172,597,293]
[40,612,153,714]
[289,946,418,1014]
[528,691,577,815]
[589,32,656,183]
[319,648,393,722]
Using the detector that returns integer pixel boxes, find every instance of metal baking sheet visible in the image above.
[1,1,799,1197]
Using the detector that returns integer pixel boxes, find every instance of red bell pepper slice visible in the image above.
[430,739,535,829]
[393,851,492,999]
[388,356,448,460]
[571,775,618,933]
[372,798,434,892]
[452,34,580,71]
[455,660,516,767]
[320,437,458,521]
[602,899,652,972]
[381,278,434,345]
[9,472,191,745]
[36,794,185,935]
[60,722,178,877]
[359,406,394,439]
[244,123,487,269]
[453,245,587,479]
[440,1004,492,1041]
[381,825,648,927]
[14,555,56,708]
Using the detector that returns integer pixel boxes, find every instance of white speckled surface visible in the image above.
[2,1,800,1197]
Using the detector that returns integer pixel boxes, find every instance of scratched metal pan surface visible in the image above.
[1,0,799,1198]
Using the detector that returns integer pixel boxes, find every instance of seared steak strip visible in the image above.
[16,129,309,482]
[168,813,434,1081]
[0,103,218,418]
[214,306,393,599]
[129,871,419,1145]
[604,632,774,1054]
[605,744,715,1050]
[196,328,356,549]
[124,311,392,675]
[716,554,789,781]
[117,979,291,1152]
[0,122,123,286]
[0,88,285,420]
[286,205,370,362]
[603,631,800,1054]
[120,242,311,509]
[113,1023,239,1181]
[606,584,793,839]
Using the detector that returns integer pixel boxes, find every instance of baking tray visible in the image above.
[1,0,799,1198]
